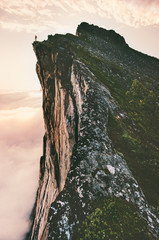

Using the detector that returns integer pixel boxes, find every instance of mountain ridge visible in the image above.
[28,22,159,240]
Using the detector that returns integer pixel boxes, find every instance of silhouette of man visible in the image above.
[35,35,37,41]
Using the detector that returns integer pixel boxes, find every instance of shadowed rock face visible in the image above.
[31,23,159,240]
[76,22,127,46]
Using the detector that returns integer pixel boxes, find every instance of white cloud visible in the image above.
[96,0,159,27]
[0,0,63,32]
[0,143,41,240]
[0,90,42,110]
[0,91,44,240]
[0,0,159,32]
[48,0,68,12]
[0,20,48,33]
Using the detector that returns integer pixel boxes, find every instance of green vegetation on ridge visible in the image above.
[107,80,159,207]
[70,33,159,208]
[74,197,155,240]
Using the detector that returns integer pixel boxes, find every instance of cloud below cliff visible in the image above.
[0,0,159,32]
[0,90,44,240]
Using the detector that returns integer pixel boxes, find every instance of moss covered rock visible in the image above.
[75,197,155,240]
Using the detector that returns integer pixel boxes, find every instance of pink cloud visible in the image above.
[0,91,44,240]
[96,0,159,27]
[0,90,41,110]
[0,0,159,32]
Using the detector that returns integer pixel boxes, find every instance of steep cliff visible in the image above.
[30,23,159,240]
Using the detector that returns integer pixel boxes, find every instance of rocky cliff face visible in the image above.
[31,23,159,239]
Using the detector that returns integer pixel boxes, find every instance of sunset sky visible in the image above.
[0,0,159,90]
[0,1,159,240]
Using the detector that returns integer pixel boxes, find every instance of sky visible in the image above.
[0,1,159,240]
[0,0,159,90]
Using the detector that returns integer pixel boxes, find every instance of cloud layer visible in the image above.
[0,0,159,32]
[97,0,159,27]
[0,91,44,240]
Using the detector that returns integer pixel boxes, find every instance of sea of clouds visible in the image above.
[0,90,44,240]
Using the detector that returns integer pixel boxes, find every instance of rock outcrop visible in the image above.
[30,23,159,240]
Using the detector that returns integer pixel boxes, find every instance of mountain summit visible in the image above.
[29,23,159,240]
[76,22,127,46]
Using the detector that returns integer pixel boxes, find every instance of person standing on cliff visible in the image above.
[35,35,37,41]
